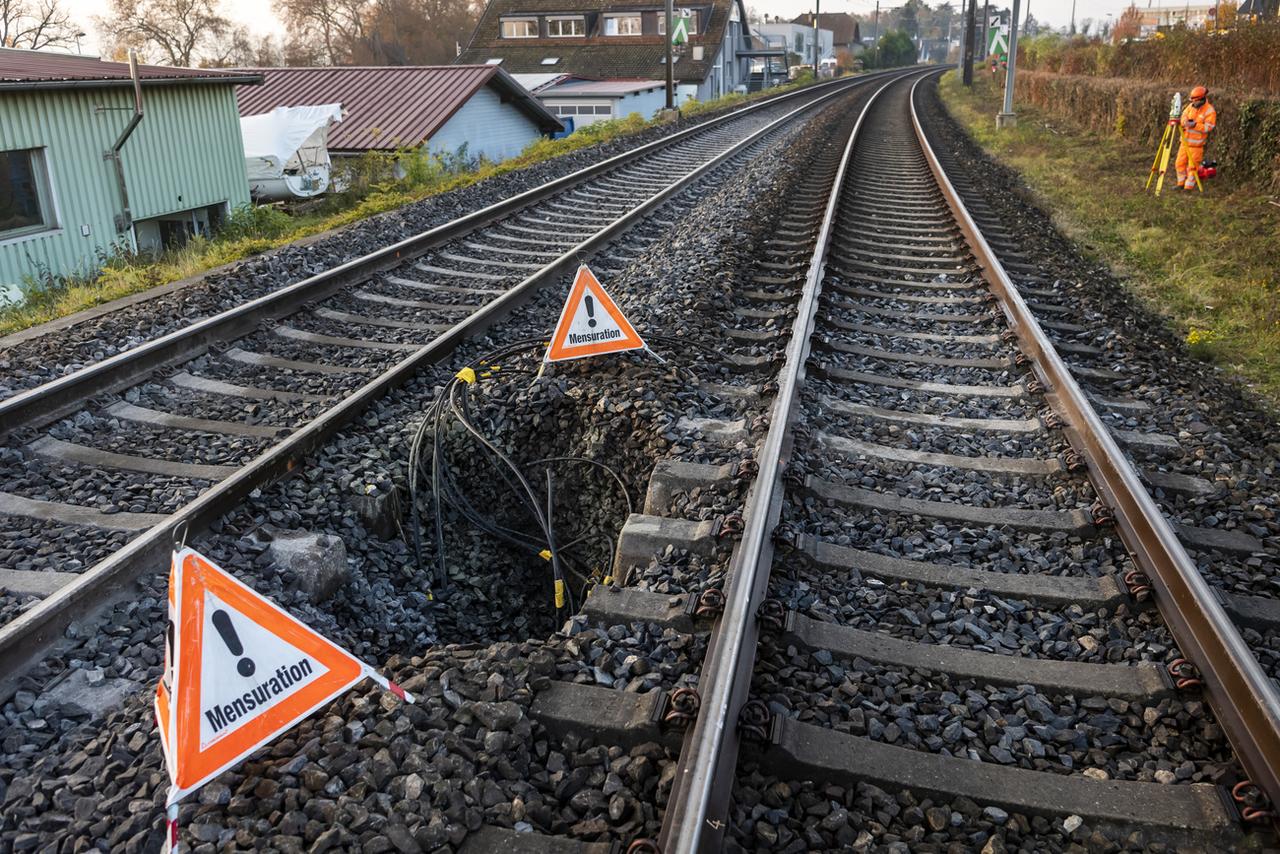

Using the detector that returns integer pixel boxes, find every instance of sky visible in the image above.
[62,0,283,56]
[60,0,1138,58]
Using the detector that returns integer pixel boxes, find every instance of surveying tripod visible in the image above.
[1147,92,1202,194]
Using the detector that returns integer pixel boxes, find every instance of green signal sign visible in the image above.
[670,15,690,45]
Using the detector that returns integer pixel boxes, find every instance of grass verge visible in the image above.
[939,71,1280,403]
[0,74,822,339]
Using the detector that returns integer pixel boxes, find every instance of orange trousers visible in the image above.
[1176,143,1204,190]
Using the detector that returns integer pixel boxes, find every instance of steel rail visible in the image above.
[0,75,881,703]
[0,71,895,437]
[655,69,932,854]
[909,71,1280,822]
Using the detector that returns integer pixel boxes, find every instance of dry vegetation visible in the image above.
[940,70,1280,402]
[1012,69,1280,193]
[1019,25,1280,95]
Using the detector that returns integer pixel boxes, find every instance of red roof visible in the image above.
[234,65,562,153]
[0,47,261,89]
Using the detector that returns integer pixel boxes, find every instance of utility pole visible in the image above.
[664,0,674,110]
[997,0,1020,127]
[872,0,880,67]
[813,0,820,77]
[1069,0,1076,34]
[962,0,976,85]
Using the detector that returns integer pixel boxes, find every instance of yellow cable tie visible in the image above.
[602,575,613,586]
[426,590,435,601]
[554,578,566,608]
[539,549,553,561]
[480,371,492,379]
[455,367,476,384]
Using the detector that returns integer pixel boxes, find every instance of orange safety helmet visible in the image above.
[1190,85,1208,100]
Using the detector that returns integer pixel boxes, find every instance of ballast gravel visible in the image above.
[754,641,1233,784]
[773,570,1175,665]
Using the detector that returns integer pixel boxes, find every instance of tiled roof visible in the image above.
[457,0,743,83]
[0,47,261,90]
[234,65,561,152]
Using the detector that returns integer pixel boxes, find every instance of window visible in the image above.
[550,103,611,117]
[603,14,642,35]
[546,15,585,36]
[500,17,537,38]
[485,57,504,64]
[541,56,560,65]
[657,10,698,35]
[0,148,56,240]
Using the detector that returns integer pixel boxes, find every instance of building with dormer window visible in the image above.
[456,0,755,102]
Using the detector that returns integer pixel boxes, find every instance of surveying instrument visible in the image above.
[1147,92,1200,194]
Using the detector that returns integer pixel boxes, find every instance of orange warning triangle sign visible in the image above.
[545,265,646,362]
[155,548,379,806]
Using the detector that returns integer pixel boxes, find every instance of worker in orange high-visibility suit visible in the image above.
[1175,85,1217,191]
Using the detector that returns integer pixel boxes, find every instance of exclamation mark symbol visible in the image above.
[212,609,256,677]
[584,295,596,327]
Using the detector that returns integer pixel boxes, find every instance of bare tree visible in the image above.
[201,25,286,66]
[275,0,369,65]
[277,0,481,66]
[96,0,233,66]
[1,0,79,50]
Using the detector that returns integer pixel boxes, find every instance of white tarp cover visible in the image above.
[240,104,343,171]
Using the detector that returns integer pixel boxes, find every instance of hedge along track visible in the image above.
[0,69,921,703]
[550,72,1280,851]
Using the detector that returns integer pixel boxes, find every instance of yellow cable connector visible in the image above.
[554,578,566,609]
[455,367,477,384]
[539,549,553,561]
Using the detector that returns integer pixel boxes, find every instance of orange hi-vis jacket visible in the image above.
[1180,101,1217,148]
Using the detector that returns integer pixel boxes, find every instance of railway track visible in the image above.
[545,72,1280,851]
[0,71,912,701]
[4,66,1279,852]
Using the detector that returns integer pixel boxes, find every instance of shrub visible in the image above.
[218,204,294,242]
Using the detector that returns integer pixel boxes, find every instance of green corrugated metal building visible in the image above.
[0,48,263,300]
